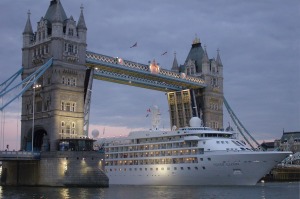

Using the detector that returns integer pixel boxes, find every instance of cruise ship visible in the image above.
[98,107,290,185]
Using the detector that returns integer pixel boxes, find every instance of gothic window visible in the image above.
[67,78,71,85]
[62,76,65,84]
[71,122,76,135]
[71,103,76,112]
[68,44,74,53]
[68,28,74,36]
[72,78,76,86]
[38,32,41,41]
[66,103,71,112]
[66,124,71,134]
[61,101,65,110]
[64,43,68,52]
[61,121,65,134]
[74,46,77,54]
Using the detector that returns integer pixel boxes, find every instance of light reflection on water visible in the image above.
[0,182,298,199]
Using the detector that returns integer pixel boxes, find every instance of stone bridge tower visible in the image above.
[21,0,88,151]
[168,37,224,129]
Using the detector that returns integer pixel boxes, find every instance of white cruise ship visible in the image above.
[99,107,290,186]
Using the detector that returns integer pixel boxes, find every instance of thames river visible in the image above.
[0,182,299,199]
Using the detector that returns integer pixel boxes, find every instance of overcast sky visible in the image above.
[0,0,299,150]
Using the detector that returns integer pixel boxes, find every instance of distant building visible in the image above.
[278,131,300,153]
[260,141,275,151]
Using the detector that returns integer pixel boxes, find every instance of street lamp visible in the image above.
[32,83,41,152]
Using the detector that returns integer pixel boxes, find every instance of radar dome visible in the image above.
[189,117,202,127]
[91,129,100,138]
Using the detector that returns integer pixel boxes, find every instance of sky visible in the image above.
[0,0,299,150]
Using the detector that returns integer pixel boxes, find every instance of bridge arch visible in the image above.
[25,126,48,151]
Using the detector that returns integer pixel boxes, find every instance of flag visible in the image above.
[147,108,151,112]
[161,51,167,56]
[130,42,137,48]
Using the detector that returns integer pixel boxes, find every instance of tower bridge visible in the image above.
[0,0,258,160]
[86,51,206,92]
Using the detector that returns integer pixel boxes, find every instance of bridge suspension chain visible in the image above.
[223,97,260,149]
[0,58,53,111]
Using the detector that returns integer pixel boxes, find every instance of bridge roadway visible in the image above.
[86,51,207,92]
[0,151,40,161]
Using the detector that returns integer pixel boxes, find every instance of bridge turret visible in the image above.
[22,10,33,48]
[216,48,223,76]
[76,5,87,65]
[77,5,87,42]
[201,45,210,74]
[171,52,179,72]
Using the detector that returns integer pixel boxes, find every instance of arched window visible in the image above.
[61,101,65,110]
[66,103,71,111]
[71,103,76,112]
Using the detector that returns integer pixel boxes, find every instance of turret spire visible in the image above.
[202,45,209,63]
[171,51,179,72]
[23,10,33,35]
[216,48,223,67]
[77,4,87,30]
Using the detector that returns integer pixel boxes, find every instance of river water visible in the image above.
[0,182,298,199]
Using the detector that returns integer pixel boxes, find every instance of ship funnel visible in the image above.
[189,117,202,127]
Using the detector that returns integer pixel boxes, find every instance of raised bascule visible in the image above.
[0,0,257,186]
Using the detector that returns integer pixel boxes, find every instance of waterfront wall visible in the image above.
[0,151,109,187]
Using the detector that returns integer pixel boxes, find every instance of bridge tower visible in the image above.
[21,0,88,151]
[168,36,223,129]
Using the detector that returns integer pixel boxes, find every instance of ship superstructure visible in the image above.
[99,108,290,185]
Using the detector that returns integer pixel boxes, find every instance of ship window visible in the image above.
[203,141,206,144]
[161,168,164,170]
[150,168,153,171]
[129,168,132,171]
[134,168,137,171]
[187,167,191,170]
[208,158,211,161]
[180,167,184,170]
[124,168,126,171]
[195,167,198,170]
[156,168,158,171]
[217,141,220,144]
[145,168,147,171]
[110,169,112,171]
[140,168,142,171]
[200,158,203,161]
[119,168,122,171]
[167,167,170,170]
[174,167,177,170]
[202,166,206,170]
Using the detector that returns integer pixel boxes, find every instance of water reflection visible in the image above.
[59,188,70,199]
[0,182,298,199]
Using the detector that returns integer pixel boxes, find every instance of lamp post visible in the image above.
[32,83,41,152]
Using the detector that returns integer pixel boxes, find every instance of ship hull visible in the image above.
[105,151,290,185]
